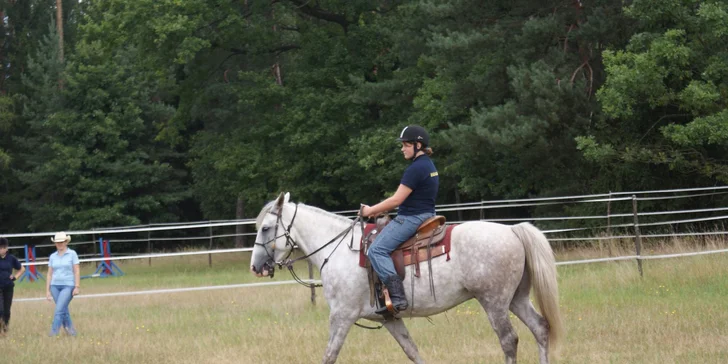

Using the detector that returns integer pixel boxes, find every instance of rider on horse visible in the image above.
[360,125,439,315]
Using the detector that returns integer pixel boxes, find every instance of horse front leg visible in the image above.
[322,311,357,364]
[384,318,425,363]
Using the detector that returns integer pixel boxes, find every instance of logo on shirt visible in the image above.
[430,172,439,177]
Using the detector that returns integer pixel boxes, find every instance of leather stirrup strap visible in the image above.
[410,263,415,318]
[413,243,421,278]
[426,230,437,302]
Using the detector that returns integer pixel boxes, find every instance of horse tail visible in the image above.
[511,222,564,348]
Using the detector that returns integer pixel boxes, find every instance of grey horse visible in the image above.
[250,193,564,364]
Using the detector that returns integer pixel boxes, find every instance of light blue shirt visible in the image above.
[49,249,79,286]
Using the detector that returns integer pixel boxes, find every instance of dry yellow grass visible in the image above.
[3,241,728,364]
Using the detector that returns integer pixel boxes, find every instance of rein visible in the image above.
[283,214,362,288]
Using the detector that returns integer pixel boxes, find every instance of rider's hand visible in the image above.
[359,205,374,218]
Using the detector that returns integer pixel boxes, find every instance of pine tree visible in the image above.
[578,0,728,186]
[16,25,185,230]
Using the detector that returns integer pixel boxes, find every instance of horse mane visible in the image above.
[255,201,352,230]
[297,203,353,225]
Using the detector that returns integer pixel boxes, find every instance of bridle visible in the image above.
[253,204,299,270]
[254,203,364,288]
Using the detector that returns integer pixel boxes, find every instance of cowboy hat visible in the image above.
[51,231,72,243]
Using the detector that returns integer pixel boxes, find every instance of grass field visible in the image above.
[4,239,728,364]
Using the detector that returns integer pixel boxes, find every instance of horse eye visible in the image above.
[262,226,270,232]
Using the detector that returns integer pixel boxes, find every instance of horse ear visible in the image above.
[275,192,285,208]
[275,192,290,208]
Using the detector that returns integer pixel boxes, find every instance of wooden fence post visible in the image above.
[632,195,644,277]
[147,226,152,266]
[606,192,613,257]
[208,225,213,268]
[92,231,98,269]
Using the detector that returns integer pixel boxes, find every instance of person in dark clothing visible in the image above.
[360,125,439,315]
[0,237,26,336]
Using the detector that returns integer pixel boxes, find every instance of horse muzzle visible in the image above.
[251,259,275,278]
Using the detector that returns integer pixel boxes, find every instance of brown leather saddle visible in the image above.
[358,215,455,310]
[358,215,454,279]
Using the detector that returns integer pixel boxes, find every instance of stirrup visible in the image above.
[376,287,397,315]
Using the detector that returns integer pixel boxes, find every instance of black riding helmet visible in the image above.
[396,125,430,147]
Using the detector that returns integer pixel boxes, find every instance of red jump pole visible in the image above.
[102,240,112,275]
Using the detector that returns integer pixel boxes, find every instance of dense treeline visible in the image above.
[1,0,727,235]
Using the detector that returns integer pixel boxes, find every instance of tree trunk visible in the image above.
[0,10,5,94]
[454,185,463,222]
[56,0,64,62]
[56,0,65,90]
[270,2,284,87]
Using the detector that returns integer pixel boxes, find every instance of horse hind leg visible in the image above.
[383,319,425,364]
[509,272,550,364]
[477,297,519,364]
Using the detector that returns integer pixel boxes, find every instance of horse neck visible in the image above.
[288,204,361,269]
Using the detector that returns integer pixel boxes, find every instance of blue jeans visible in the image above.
[50,285,75,335]
[367,212,434,280]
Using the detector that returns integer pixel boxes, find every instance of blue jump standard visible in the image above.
[82,238,124,279]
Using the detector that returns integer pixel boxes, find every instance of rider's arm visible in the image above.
[365,184,412,217]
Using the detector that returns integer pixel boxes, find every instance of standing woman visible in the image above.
[46,232,80,337]
[0,237,26,336]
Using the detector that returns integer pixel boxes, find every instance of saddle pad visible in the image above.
[358,223,377,267]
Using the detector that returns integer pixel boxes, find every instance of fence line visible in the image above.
[9,208,725,250]
[636,191,728,201]
[17,231,728,267]
[5,186,728,239]
[20,247,254,266]
[14,247,728,302]
[2,220,258,239]
[337,185,728,213]
[474,206,728,223]
[8,240,97,250]
[13,280,319,302]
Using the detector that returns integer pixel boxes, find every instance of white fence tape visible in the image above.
[14,247,728,302]
[21,247,254,266]
[14,280,320,302]
[2,220,258,239]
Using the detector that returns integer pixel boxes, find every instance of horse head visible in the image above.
[250,192,296,278]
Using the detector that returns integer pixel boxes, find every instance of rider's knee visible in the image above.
[367,243,386,257]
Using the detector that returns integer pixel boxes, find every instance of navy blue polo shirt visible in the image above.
[0,253,22,288]
[399,155,439,216]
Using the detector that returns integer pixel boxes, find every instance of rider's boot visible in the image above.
[376,275,408,315]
